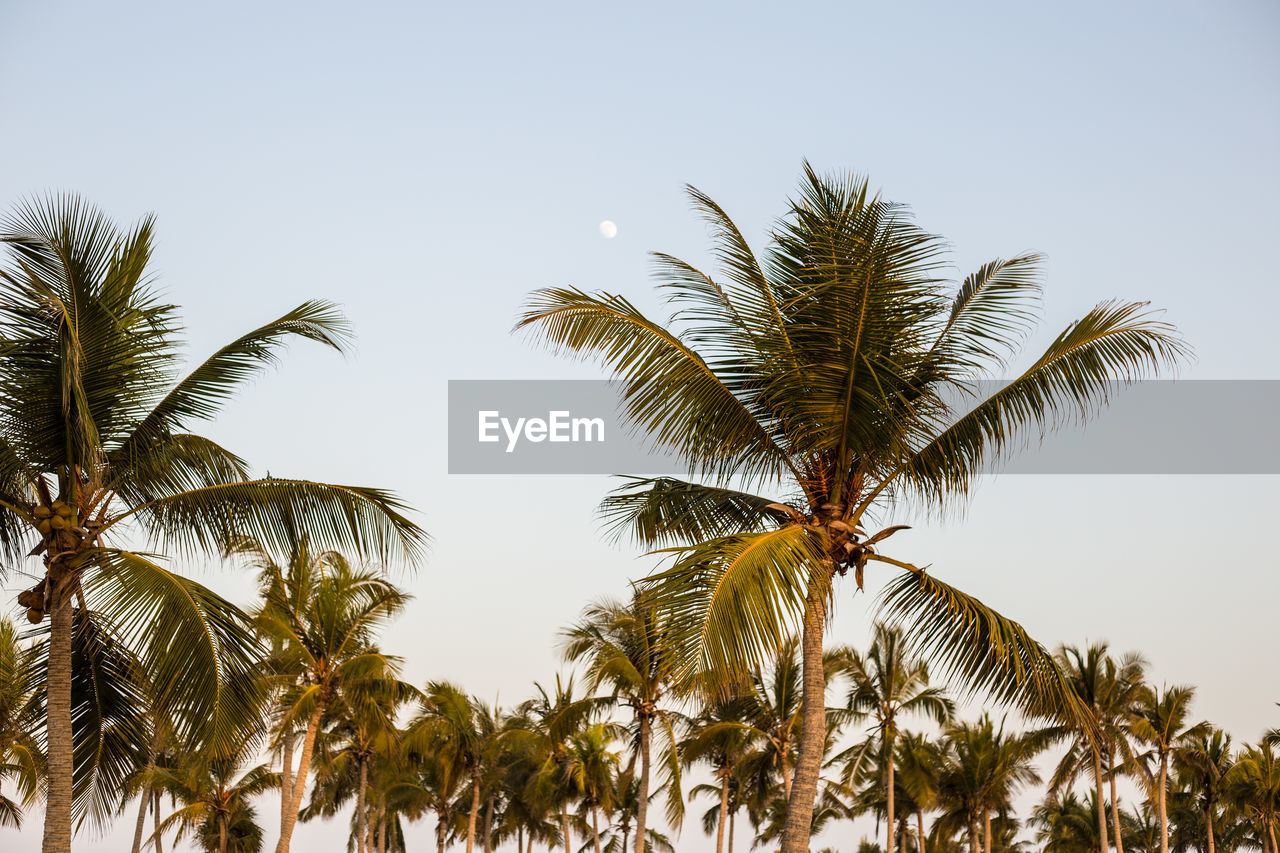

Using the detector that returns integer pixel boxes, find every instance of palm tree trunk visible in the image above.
[42,590,74,853]
[437,815,447,853]
[728,809,736,853]
[1158,756,1169,853]
[1092,745,1110,852]
[622,821,630,853]
[276,701,325,853]
[983,807,992,853]
[153,789,164,853]
[918,810,926,853]
[1108,752,1125,853]
[483,795,495,853]
[357,759,369,853]
[378,812,387,853]
[635,712,652,853]
[130,787,149,853]
[279,728,294,832]
[1204,804,1215,853]
[887,740,897,853]
[780,574,828,853]
[562,805,572,853]
[518,825,523,853]
[716,772,729,853]
[593,805,603,853]
[967,818,978,853]
[1266,815,1276,853]
[467,768,482,853]
[219,814,229,853]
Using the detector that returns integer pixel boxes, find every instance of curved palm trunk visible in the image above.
[130,788,150,853]
[1108,752,1125,853]
[1092,746,1110,852]
[42,593,74,853]
[592,805,603,853]
[357,759,369,853]
[635,713,652,853]
[466,768,482,853]
[716,771,729,853]
[279,729,294,832]
[276,701,325,853]
[780,575,828,853]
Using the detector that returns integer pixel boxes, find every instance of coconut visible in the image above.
[37,519,53,535]
[34,505,52,519]
[26,608,43,624]
[50,515,68,531]
[17,589,36,608]
[55,503,73,518]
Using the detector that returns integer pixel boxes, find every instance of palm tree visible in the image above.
[895,731,946,853]
[1032,790,1104,853]
[1172,727,1232,853]
[256,553,411,853]
[517,165,1186,852]
[150,749,280,853]
[0,617,41,827]
[680,695,755,853]
[561,595,681,853]
[409,682,507,853]
[833,621,954,853]
[1223,742,1279,853]
[1125,685,1206,853]
[1051,643,1147,853]
[0,196,426,853]
[564,723,620,853]
[936,715,1047,853]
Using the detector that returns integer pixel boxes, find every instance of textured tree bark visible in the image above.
[716,772,729,853]
[634,712,652,853]
[1092,745,1110,852]
[780,575,828,853]
[130,785,149,853]
[276,702,325,853]
[1158,757,1169,853]
[967,818,978,853]
[153,789,164,853]
[279,729,294,832]
[218,815,228,853]
[466,768,482,853]
[41,591,74,853]
[356,759,369,853]
[1109,753,1125,853]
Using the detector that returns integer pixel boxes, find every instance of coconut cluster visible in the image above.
[32,499,75,535]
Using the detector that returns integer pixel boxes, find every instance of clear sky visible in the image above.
[2,1,1278,851]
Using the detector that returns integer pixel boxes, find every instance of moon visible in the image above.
[599,220,618,239]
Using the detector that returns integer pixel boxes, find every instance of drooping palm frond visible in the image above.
[599,476,783,548]
[83,550,267,757]
[925,254,1044,375]
[877,569,1081,726]
[642,525,826,688]
[111,478,427,566]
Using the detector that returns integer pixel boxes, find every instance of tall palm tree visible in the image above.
[409,682,507,853]
[1223,742,1279,853]
[833,621,954,853]
[680,695,755,853]
[0,196,426,853]
[1172,727,1232,853]
[895,730,946,853]
[0,617,41,827]
[936,715,1047,853]
[150,749,280,853]
[1125,685,1206,853]
[1051,643,1147,853]
[1032,790,1105,853]
[517,165,1186,852]
[562,595,681,853]
[564,722,620,853]
[256,553,411,853]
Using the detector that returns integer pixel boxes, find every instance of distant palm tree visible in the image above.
[1051,642,1147,853]
[1172,727,1232,853]
[151,749,280,853]
[256,553,411,853]
[562,596,681,853]
[1223,742,1279,853]
[564,722,620,853]
[518,165,1186,853]
[0,617,41,827]
[1032,790,1104,853]
[681,695,755,853]
[936,715,1048,853]
[833,622,954,853]
[1125,685,1206,853]
[0,196,426,853]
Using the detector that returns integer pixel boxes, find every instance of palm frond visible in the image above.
[599,476,782,548]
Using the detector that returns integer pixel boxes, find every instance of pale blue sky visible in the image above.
[2,1,1278,851]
